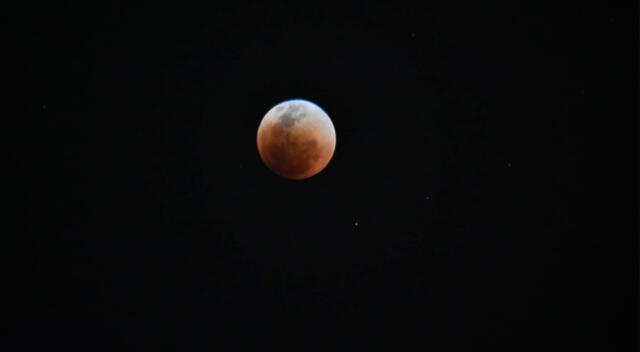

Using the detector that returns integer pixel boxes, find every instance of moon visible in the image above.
[257,99,336,180]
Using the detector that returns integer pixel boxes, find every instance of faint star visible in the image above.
[354,221,359,227]
[507,161,512,168]
[410,32,416,38]
[425,196,431,200]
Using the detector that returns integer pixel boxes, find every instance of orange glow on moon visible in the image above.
[257,99,336,180]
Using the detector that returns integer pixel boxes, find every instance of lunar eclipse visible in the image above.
[257,99,336,180]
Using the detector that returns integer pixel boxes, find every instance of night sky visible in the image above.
[22,2,637,350]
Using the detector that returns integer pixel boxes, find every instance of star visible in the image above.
[354,221,359,227]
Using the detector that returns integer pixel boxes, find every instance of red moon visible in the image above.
[257,99,336,180]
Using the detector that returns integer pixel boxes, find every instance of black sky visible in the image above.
[21,1,637,350]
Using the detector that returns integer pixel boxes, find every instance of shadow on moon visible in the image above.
[261,122,321,179]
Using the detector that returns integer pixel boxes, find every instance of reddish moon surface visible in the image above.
[257,99,336,180]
